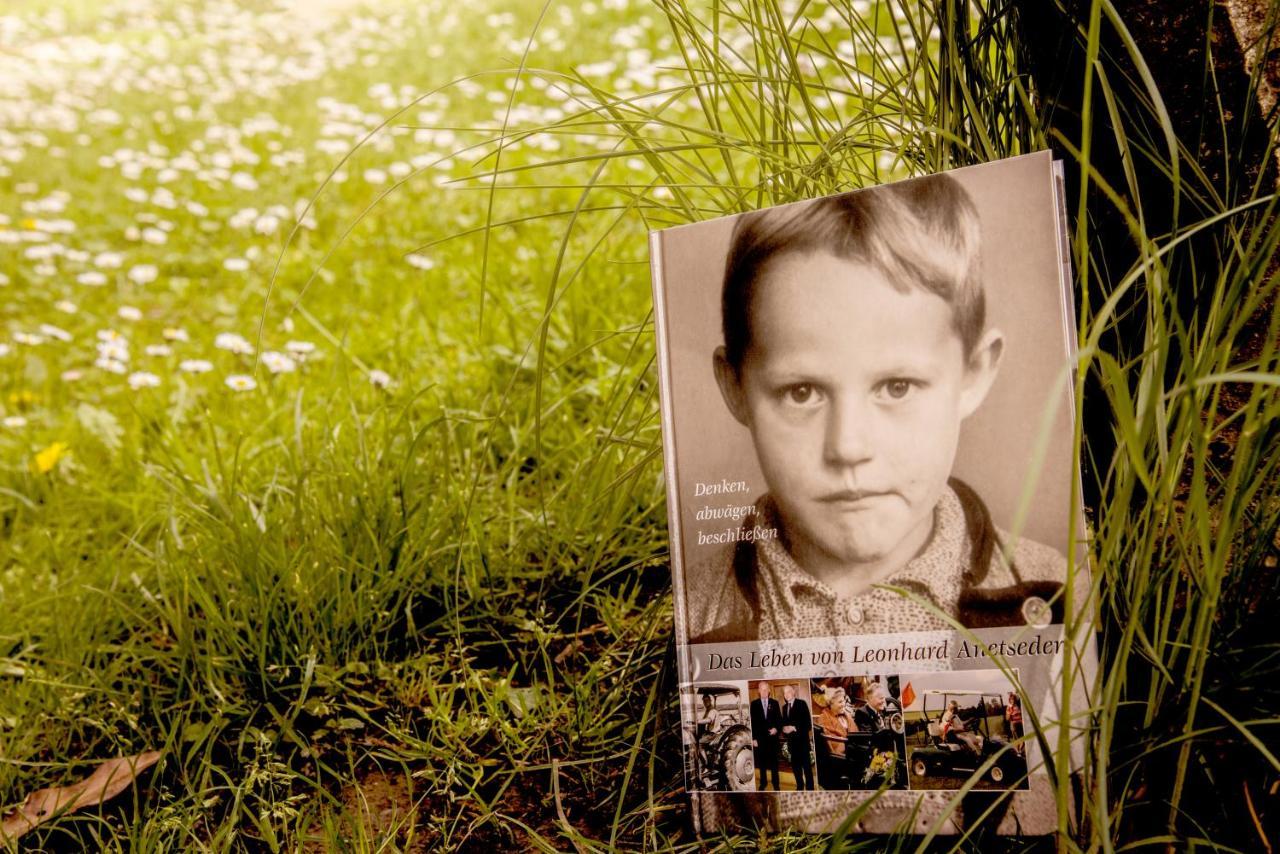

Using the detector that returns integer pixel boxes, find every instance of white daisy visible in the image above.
[118,306,143,322]
[128,371,161,389]
[97,341,129,362]
[253,214,280,235]
[13,332,45,346]
[77,271,108,287]
[128,264,158,285]
[405,253,435,270]
[229,208,258,229]
[60,369,83,382]
[162,327,189,342]
[145,344,172,357]
[55,300,77,313]
[261,350,296,374]
[2,415,27,428]
[223,257,250,272]
[369,369,394,389]
[214,332,253,355]
[285,340,316,357]
[179,359,213,373]
[38,323,72,342]
[225,374,257,391]
[95,357,128,374]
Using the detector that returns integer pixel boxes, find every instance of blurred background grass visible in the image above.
[0,0,1277,850]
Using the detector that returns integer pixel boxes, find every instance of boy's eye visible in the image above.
[876,379,918,401]
[784,383,819,405]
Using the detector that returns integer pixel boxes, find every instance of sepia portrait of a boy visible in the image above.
[684,172,1070,643]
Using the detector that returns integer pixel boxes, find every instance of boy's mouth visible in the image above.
[818,488,894,506]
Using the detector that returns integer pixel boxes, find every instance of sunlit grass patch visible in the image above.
[2,0,673,847]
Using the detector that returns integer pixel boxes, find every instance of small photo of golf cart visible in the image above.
[682,683,755,791]
[906,689,1028,790]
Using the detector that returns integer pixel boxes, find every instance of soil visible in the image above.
[302,768,436,853]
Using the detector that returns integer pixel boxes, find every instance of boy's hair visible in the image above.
[721,173,984,372]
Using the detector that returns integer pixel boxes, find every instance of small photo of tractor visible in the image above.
[681,683,756,792]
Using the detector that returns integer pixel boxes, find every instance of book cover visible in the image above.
[648,152,1096,835]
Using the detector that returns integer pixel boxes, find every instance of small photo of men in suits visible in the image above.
[747,679,817,791]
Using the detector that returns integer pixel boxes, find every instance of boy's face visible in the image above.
[715,250,1002,579]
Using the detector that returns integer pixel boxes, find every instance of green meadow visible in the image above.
[1,0,1277,850]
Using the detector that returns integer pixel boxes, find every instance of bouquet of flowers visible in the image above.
[863,749,897,786]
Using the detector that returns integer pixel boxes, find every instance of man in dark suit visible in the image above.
[750,681,782,790]
[854,680,890,734]
[854,680,906,788]
[780,684,814,790]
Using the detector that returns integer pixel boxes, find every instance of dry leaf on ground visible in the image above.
[0,750,163,841]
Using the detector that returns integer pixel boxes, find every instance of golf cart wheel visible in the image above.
[718,728,755,791]
[912,757,928,778]
[989,764,1005,783]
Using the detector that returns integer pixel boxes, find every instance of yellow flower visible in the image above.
[32,441,68,474]
[7,390,38,409]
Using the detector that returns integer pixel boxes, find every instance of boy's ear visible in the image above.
[958,328,1004,419]
[713,346,750,426]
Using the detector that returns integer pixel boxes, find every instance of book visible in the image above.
[648,151,1096,835]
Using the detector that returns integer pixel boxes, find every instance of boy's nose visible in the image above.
[823,395,874,468]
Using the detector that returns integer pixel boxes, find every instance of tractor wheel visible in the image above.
[912,757,928,778]
[718,728,755,791]
[989,764,1005,783]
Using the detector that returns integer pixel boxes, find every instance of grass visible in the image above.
[1,0,1277,850]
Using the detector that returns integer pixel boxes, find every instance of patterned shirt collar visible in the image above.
[750,485,969,638]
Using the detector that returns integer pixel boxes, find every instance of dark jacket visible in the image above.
[781,697,812,752]
[750,697,782,751]
[853,702,888,734]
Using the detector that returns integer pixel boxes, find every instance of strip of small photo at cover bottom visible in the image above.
[679,670,1029,794]
[649,151,1098,835]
